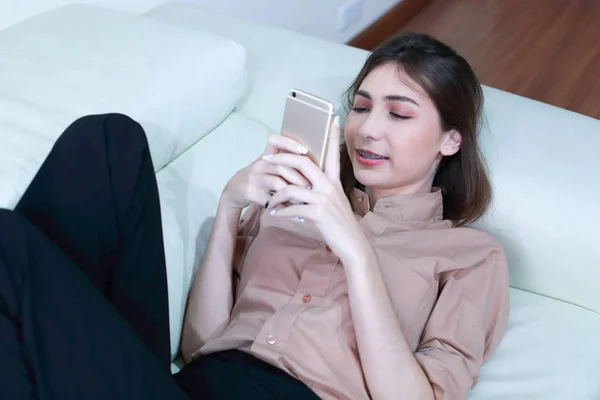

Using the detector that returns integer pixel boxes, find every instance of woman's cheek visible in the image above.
[343,119,357,145]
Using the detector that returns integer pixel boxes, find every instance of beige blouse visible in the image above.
[183,188,510,400]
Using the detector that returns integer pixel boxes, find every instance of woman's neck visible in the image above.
[365,181,434,208]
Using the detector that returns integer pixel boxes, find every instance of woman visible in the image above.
[0,32,508,400]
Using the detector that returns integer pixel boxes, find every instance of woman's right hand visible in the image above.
[221,134,311,209]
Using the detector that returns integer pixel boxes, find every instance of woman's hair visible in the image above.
[340,32,491,226]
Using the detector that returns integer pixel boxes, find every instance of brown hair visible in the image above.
[340,32,491,226]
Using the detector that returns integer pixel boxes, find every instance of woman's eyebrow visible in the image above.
[356,90,420,107]
[384,94,420,107]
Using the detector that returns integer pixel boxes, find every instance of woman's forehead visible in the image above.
[359,63,429,102]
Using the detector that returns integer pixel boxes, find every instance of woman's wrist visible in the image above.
[215,194,246,231]
[340,234,375,270]
[219,188,246,211]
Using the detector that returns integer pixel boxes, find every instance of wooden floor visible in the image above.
[355,0,600,119]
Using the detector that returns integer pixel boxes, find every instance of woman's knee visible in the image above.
[59,113,149,151]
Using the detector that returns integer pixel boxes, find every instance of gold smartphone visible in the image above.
[280,89,335,170]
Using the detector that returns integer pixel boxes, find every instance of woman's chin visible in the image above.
[352,169,382,188]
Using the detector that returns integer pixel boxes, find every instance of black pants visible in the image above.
[0,114,320,400]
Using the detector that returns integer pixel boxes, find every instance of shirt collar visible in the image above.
[350,187,445,223]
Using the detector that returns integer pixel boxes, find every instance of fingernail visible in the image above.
[297,145,308,154]
[262,154,273,161]
[334,115,340,128]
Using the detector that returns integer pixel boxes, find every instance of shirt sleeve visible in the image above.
[414,240,510,400]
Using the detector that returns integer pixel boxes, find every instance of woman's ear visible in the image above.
[440,129,462,156]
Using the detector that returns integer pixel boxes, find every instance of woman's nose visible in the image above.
[357,113,384,141]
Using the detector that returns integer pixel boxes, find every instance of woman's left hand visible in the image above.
[263,116,366,261]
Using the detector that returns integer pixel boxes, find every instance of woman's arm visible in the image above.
[342,240,435,400]
[343,236,509,400]
[180,197,244,361]
[180,134,311,362]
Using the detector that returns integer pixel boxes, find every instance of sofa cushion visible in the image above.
[156,112,272,360]
[0,4,247,209]
[470,289,600,400]
[144,3,368,133]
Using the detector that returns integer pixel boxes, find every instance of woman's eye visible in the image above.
[390,112,411,120]
[352,107,369,113]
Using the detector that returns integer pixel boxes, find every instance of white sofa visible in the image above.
[1,3,599,399]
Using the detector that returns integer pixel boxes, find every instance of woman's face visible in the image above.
[344,62,461,200]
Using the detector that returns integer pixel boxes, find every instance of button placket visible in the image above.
[293,244,339,307]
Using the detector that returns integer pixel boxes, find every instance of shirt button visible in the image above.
[302,294,312,303]
[266,334,277,345]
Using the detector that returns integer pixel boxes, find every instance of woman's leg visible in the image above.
[0,209,187,400]
[15,114,170,368]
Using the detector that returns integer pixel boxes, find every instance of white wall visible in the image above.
[0,0,401,43]
[181,0,400,43]
[0,0,173,30]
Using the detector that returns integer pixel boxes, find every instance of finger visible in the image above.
[267,185,321,210]
[262,153,326,190]
[262,134,308,156]
[260,175,305,205]
[269,203,314,220]
[248,187,273,208]
[324,115,341,180]
[262,134,279,156]
[260,174,288,193]
[261,163,310,188]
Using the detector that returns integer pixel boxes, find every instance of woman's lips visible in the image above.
[355,149,389,166]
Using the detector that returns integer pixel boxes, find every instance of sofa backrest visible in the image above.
[472,87,600,314]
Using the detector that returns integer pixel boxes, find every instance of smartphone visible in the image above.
[280,89,335,170]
